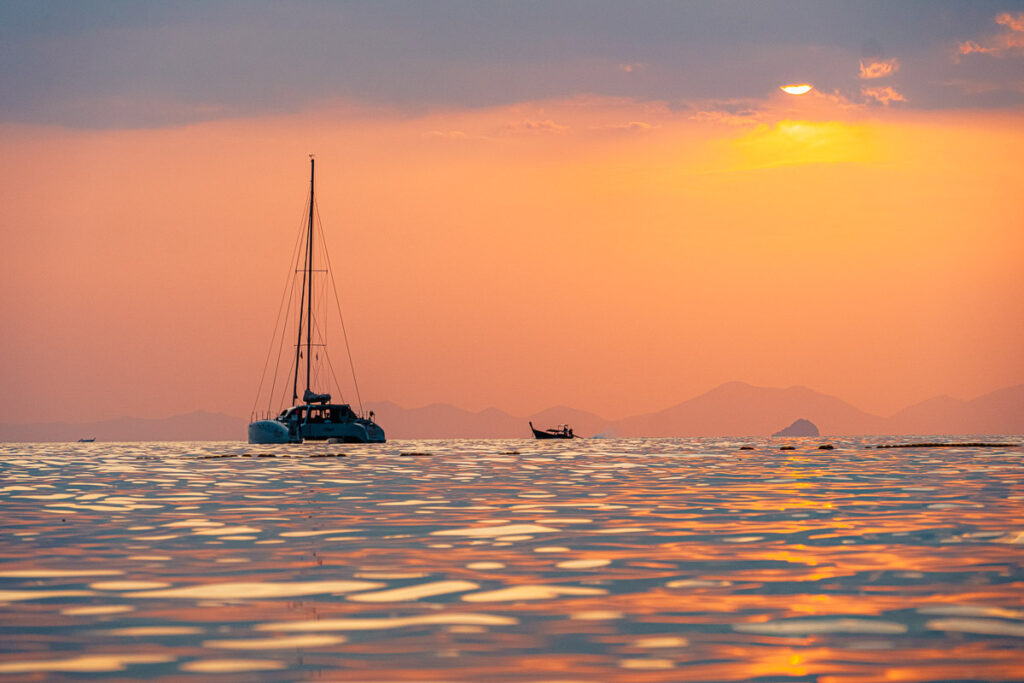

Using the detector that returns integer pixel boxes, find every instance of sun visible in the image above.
[780,84,813,95]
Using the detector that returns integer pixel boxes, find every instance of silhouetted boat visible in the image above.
[530,421,576,439]
[248,158,385,445]
[77,438,95,443]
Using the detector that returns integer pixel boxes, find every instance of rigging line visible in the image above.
[314,199,365,415]
[266,241,304,411]
[267,194,312,415]
[266,277,299,416]
[310,353,320,392]
[310,315,346,404]
[309,314,322,388]
[308,298,342,403]
[316,268,328,347]
[266,196,309,417]
[293,193,313,403]
[322,346,347,406]
[276,326,299,416]
[274,290,301,413]
[251,194,308,420]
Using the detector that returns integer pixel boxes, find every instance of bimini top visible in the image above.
[303,389,331,404]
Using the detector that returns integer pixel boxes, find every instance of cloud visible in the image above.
[862,86,907,106]
[956,12,1024,61]
[957,40,1000,58]
[690,89,859,127]
[497,119,569,136]
[996,12,1024,33]
[684,98,763,126]
[424,130,487,142]
[859,58,899,79]
[689,110,759,126]
[4,4,1024,128]
[590,121,656,133]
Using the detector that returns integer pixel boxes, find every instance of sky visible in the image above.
[1,1,1022,424]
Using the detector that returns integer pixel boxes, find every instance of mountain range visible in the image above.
[1,382,1020,442]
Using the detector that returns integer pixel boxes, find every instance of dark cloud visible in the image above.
[1,0,1021,128]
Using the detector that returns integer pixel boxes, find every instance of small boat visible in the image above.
[248,158,385,445]
[77,438,95,443]
[530,421,576,439]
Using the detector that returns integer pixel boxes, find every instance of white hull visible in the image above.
[248,420,296,444]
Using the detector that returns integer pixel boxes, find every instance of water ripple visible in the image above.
[1,436,1022,681]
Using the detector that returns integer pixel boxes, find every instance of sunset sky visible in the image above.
[1,1,1022,424]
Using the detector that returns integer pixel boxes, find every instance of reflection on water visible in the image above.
[1,437,1023,681]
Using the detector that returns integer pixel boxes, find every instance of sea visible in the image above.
[1,436,1022,682]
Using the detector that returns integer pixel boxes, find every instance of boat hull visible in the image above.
[248,420,298,444]
[248,415,385,444]
[531,429,573,440]
[300,419,385,443]
[530,423,574,440]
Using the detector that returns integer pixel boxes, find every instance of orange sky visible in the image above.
[1,91,1022,423]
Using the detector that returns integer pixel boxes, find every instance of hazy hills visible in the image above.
[372,382,1021,439]
[609,382,886,437]
[0,411,246,443]
[1,382,1020,442]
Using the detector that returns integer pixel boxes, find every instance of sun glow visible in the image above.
[728,119,876,170]
[781,84,813,95]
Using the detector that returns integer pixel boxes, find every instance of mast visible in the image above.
[291,157,315,404]
[305,157,315,396]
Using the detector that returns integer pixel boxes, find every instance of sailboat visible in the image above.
[248,158,385,444]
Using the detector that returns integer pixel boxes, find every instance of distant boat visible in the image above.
[530,421,576,439]
[77,438,95,443]
[248,158,385,445]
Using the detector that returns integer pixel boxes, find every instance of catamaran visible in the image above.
[248,158,385,444]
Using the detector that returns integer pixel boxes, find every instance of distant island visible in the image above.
[1,382,1021,442]
[772,418,820,437]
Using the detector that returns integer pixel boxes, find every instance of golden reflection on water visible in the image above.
[1,437,1023,681]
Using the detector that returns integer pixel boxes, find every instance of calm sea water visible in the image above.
[1,437,1023,682]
